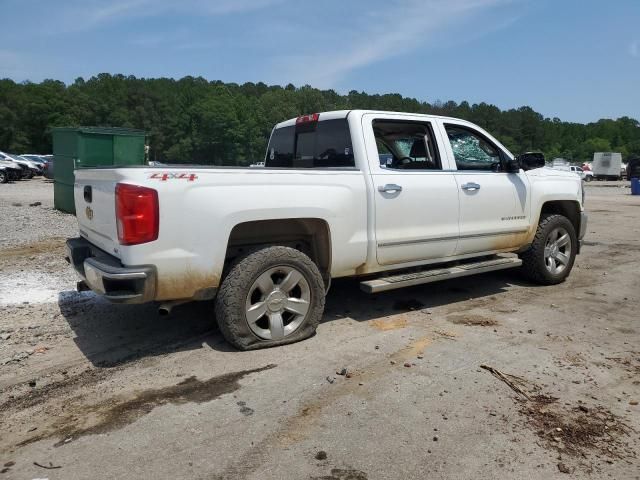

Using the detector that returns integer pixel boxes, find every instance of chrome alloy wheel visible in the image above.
[245,266,311,340]
[544,227,572,275]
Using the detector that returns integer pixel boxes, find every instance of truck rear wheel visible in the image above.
[519,213,577,285]
[215,246,326,350]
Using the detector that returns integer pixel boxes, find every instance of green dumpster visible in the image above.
[52,127,146,214]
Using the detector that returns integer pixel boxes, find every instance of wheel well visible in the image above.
[540,201,580,234]
[226,218,332,284]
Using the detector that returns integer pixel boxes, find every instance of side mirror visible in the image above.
[515,152,545,171]
[505,158,521,173]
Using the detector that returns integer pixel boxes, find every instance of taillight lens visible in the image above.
[115,183,159,245]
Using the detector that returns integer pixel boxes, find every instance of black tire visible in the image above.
[0,171,6,183]
[215,246,326,350]
[584,175,592,182]
[519,213,577,285]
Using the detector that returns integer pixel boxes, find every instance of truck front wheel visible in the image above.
[519,213,577,285]
[215,246,326,350]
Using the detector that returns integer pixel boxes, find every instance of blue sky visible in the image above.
[1,0,638,123]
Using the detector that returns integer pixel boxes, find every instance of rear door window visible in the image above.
[266,119,355,168]
[372,120,441,170]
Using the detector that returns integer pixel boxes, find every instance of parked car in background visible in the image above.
[15,155,43,176]
[582,169,594,181]
[0,165,10,183]
[21,154,49,174]
[42,155,54,179]
[0,151,39,178]
[570,165,593,182]
[0,156,24,181]
[551,164,591,181]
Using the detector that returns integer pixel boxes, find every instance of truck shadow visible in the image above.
[57,291,229,368]
[324,270,532,324]
[58,270,534,367]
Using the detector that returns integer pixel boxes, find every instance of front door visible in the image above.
[441,123,530,255]
[363,115,460,266]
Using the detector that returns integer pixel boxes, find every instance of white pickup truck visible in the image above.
[66,110,587,350]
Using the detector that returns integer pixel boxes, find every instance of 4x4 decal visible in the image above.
[149,172,198,181]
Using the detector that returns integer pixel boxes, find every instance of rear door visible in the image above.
[440,121,531,255]
[362,114,459,266]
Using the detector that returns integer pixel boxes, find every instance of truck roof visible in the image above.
[273,110,470,129]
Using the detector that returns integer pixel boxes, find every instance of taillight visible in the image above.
[115,183,159,245]
[296,113,319,124]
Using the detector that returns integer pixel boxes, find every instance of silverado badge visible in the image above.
[85,206,94,220]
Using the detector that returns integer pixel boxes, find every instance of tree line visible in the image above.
[1,74,638,165]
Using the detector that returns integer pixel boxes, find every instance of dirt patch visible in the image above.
[560,352,587,367]
[481,366,636,469]
[606,352,640,375]
[433,329,458,339]
[371,316,408,331]
[15,364,275,448]
[0,366,114,413]
[520,399,636,461]
[0,237,65,258]
[448,314,498,327]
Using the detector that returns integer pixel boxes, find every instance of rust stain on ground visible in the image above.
[371,316,408,331]
[404,337,431,357]
[390,336,432,361]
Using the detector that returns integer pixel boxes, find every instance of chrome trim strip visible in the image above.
[378,229,529,248]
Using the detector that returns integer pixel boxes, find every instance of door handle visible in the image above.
[461,182,481,191]
[378,184,403,193]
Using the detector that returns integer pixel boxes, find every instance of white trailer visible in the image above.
[592,152,622,180]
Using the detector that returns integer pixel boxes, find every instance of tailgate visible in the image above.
[74,169,121,258]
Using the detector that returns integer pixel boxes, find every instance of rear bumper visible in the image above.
[65,237,156,303]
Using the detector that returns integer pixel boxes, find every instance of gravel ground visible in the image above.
[0,177,77,248]
[0,179,638,479]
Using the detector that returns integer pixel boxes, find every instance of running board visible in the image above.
[360,256,522,293]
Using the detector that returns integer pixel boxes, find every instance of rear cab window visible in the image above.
[265,117,355,168]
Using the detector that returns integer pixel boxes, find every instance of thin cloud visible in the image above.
[630,40,639,58]
[40,0,283,33]
[274,0,518,88]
